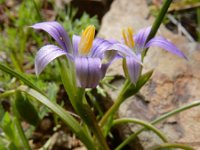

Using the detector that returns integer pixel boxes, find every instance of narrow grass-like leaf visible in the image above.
[123,70,153,100]
[100,70,153,128]
[15,91,40,126]
[17,85,95,149]
[0,63,43,94]
[150,143,194,150]
[116,100,200,150]
[0,112,21,149]
[113,118,168,143]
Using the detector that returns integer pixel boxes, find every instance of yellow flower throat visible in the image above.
[78,25,95,55]
[122,27,135,48]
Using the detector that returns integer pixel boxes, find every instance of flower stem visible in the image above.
[59,59,109,150]
[152,143,194,150]
[116,100,200,150]
[143,0,173,57]
[77,96,110,150]
[99,80,130,127]
[113,118,168,143]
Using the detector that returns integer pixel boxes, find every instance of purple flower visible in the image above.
[31,21,116,88]
[114,27,186,84]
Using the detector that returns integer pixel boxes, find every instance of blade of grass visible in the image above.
[0,63,43,94]
[116,100,200,150]
[113,118,168,143]
[143,0,173,57]
[151,143,194,150]
[17,85,95,149]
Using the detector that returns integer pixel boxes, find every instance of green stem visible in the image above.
[116,100,200,150]
[113,118,168,143]
[59,59,109,150]
[100,70,153,128]
[77,96,110,150]
[152,143,194,150]
[143,0,173,57]
[99,80,130,127]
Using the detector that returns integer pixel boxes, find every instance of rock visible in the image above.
[98,0,200,149]
[71,0,112,20]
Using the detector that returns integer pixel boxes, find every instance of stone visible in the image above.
[98,0,200,149]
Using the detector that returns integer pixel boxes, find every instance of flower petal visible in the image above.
[110,43,142,65]
[134,27,151,50]
[126,55,142,84]
[31,21,72,52]
[75,57,103,88]
[111,43,133,56]
[35,45,67,75]
[145,36,187,59]
[72,35,81,56]
[91,38,113,58]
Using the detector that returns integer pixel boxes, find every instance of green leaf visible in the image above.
[1,112,15,141]
[15,91,40,126]
[123,70,153,100]
[137,70,154,89]
[8,143,18,150]
[112,118,168,143]
[58,58,77,100]
[0,112,21,149]
[59,59,108,150]
[0,63,43,94]
[17,85,95,149]
[0,138,7,150]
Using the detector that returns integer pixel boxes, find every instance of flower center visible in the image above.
[122,27,135,48]
[78,25,95,55]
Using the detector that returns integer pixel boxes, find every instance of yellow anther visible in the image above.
[122,29,128,47]
[122,27,135,48]
[78,25,95,55]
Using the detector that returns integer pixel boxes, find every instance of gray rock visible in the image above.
[98,0,200,149]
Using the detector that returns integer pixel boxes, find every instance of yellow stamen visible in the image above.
[122,29,128,46]
[122,27,135,48]
[78,25,95,55]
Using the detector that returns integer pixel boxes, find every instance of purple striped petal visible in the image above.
[72,35,80,56]
[35,45,67,76]
[31,21,72,52]
[75,57,103,88]
[111,43,134,57]
[126,55,142,85]
[145,36,187,59]
[110,43,142,64]
[134,27,151,50]
[91,38,113,58]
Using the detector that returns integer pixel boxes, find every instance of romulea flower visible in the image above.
[31,21,118,88]
[113,27,187,84]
